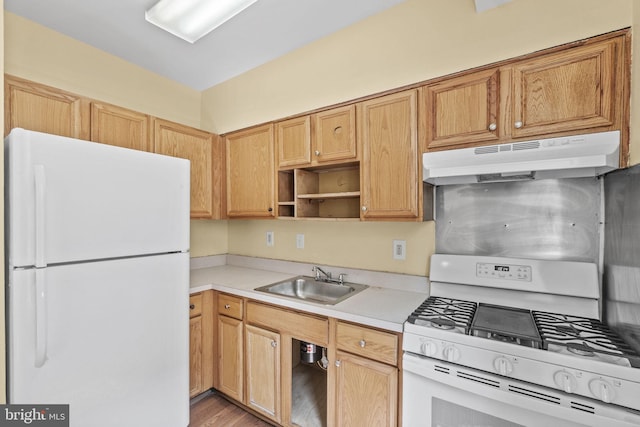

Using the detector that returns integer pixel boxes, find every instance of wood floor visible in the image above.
[190,391,273,427]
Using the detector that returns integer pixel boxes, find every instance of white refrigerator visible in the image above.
[5,128,191,427]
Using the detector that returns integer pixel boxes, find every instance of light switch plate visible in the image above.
[393,240,406,260]
[296,234,305,249]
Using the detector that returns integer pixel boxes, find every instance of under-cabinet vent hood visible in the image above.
[423,131,620,185]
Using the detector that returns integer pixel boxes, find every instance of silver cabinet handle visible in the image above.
[224,304,231,309]
[335,360,341,367]
[488,123,497,131]
[361,206,367,212]
[271,341,277,348]
[359,339,366,348]
[314,150,321,156]
[514,121,523,129]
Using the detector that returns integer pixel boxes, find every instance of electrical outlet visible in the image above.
[296,234,305,249]
[266,231,274,247]
[393,240,406,260]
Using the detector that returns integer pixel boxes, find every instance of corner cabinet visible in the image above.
[359,89,421,220]
[226,124,276,218]
[153,119,222,219]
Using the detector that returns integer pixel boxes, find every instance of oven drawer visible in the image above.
[337,321,398,366]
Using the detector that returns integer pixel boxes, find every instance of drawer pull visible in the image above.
[189,304,195,310]
[224,304,231,309]
[359,339,366,348]
[335,360,341,367]
[271,341,277,348]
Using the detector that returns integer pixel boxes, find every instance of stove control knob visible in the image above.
[442,345,460,362]
[589,378,614,404]
[420,340,438,357]
[553,370,577,394]
[493,357,513,376]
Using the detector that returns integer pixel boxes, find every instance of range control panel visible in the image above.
[476,262,532,281]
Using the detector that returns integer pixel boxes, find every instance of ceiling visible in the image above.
[5,0,406,91]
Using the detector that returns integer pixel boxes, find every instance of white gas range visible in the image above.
[402,254,640,427]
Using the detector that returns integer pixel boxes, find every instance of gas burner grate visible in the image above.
[533,311,640,364]
[408,296,477,334]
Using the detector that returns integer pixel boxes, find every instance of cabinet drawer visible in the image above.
[218,293,244,320]
[189,293,203,318]
[336,322,398,366]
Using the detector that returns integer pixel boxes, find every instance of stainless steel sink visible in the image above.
[254,276,368,305]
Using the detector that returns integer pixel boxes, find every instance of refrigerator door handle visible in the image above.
[34,165,47,268]
[35,268,48,368]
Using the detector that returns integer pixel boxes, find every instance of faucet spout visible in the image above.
[313,266,332,281]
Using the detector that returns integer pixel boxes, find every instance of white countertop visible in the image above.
[190,261,428,333]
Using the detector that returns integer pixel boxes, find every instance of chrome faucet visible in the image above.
[313,266,346,285]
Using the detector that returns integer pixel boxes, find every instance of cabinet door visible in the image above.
[359,90,420,220]
[226,124,276,218]
[276,116,311,168]
[313,104,357,164]
[245,325,281,423]
[511,37,621,139]
[4,75,89,139]
[153,119,217,219]
[189,316,203,397]
[218,315,244,402]
[424,68,501,150]
[335,350,398,427]
[91,102,151,151]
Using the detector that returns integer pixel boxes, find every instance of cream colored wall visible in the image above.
[201,0,633,134]
[228,220,434,276]
[203,0,633,276]
[191,220,228,257]
[4,12,202,128]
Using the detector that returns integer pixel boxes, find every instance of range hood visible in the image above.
[423,130,620,185]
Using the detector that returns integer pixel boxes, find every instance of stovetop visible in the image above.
[407,296,640,367]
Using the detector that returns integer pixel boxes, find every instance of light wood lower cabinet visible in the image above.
[189,291,214,398]
[334,351,398,427]
[245,324,282,424]
[212,294,400,427]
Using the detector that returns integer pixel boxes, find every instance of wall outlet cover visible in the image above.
[266,231,274,247]
[393,240,406,260]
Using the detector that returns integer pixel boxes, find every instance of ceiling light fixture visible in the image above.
[145,0,259,43]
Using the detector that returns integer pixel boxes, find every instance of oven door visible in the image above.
[402,352,640,427]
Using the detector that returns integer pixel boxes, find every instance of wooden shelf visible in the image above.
[297,191,360,200]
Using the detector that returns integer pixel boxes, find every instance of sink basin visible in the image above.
[254,276,368,305]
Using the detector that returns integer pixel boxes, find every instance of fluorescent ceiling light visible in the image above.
[145,0,259,43]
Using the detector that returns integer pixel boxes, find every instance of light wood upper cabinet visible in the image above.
[424,33,628,154]
[277,116,311,168]
[313,104,357,164]
[359,89,420,220]
[4,75,90,139]
[90,102,151,151]
[245,324,281,424]
[424,68,502,150]
[511,37,622,139]
[226,124,276,218]
[276,104,357,169]
[153,119,219,219]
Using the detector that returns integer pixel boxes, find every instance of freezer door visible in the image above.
[7,253,190,427]
[6,128,190,268]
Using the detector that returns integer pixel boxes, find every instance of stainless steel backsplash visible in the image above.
[435,178,602,263]
[603,165,640,354]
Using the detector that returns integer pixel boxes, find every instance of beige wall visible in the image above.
[201,0,633,134]
[1,0,5,405]
[4,12,202,129]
